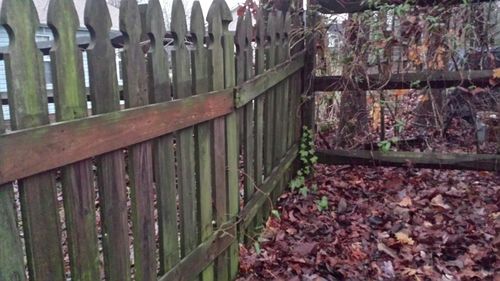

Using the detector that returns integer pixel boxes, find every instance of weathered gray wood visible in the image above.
[0,1,65,280]
[252,7,266,235]
[144,0,179,273]
[0,182,26,281]
[171,0,198,259]
[263,11,278,180]
[274,11,286,167]
[313,69,497,91]
[240,145,299,229]
[207,2,229,279]
[120,1,156,280]
[190,2,215,280]
[302,1,317,131]
[220,1,239,277]
[0,90,234,185]
[47,1,100,280]
[158,223,236,281]
[317,150,500,171]
[84,1,130,280]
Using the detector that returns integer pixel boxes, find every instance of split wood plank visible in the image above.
[190,2,215,280]
[84,1,130,280]
[0,1,65,280]
[47,0,100,280]
[144,0,180,273]
[317,149,500,171]
[120,1,156,280]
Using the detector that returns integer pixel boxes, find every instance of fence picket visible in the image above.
[0,1,65,280]
[237,10,256,241]
[171,0,198,259]
[144,0,180,273]
[47,1,100,280]
[84,1,130,280]
[252,7,266,233]
[220,1,239,278]
[119,1,156,280]
[190,2,215,280]
[207,2,229,279]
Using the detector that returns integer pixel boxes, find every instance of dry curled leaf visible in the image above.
[395,231,415,245]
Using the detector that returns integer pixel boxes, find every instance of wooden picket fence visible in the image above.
[0,0,305,280]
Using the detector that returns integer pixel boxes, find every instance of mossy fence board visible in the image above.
[0,0,304,280]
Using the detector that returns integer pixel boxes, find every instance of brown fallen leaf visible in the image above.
[398,196,413,207]
[395,231,415,245]
[431,194,451,210]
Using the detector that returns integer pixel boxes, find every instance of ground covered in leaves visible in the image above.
[237,165,499,280]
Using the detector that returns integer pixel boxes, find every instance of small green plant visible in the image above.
[316,196,329,212]
[289,126,318,195]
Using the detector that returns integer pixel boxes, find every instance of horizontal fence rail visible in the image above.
[0,0,304,281]
[314,69,498,91]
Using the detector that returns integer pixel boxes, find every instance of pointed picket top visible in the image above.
[255,8,265,48]
[0,0,40,32]
[146,0,167,53]
[190,1,205,50]
[219,0,233,29]
[235,13,245,55]
[84,0,112,42]
[120,0,142,45]
[47,0,79,33]
[275,11,284,46]
[284,12,292,44]
[207,0,223,48]
[171,0,188,49]
[266,10,277,47]
[244,10,253,50]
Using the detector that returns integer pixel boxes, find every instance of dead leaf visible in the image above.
[493,68,500,79]
[293,242,317,257]
[431,194,451,210]
[398,196,413,207]
[395,231,415,245]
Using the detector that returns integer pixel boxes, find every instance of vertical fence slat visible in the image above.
[84,1,130,280]
[47,1,100,280]
[144,0,180,274]
[0,1,65,280]
[0,16,26,281]
[207,2,228,279]
[0,97,25,281]
[190,2,215,280]
[220,2,239,278]
[120,1,156,280]
[274,12,285,166]
[237,10,256,241]
[171,0,198,259]
[252,7,266,231]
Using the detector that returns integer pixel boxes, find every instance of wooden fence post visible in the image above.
[303,0,317,132]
